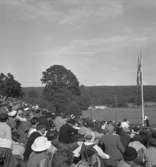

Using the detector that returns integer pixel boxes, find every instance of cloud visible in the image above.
[1,0,61,22]
[59,0,123,24]
[36,34,149,70]
[1,0,123,24]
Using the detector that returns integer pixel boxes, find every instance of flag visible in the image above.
[137,55,142,85]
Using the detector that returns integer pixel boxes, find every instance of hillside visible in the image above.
[23,85,156,107]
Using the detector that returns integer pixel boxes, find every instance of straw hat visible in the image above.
[8,110,17,117]
[31,136,51,152]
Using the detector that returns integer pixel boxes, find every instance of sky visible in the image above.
[0,0,156,87]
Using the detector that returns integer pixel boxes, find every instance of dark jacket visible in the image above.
[100,133,125,166]
[59,124,78,144]
[23,131,41,161]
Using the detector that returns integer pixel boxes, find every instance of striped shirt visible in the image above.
[145,147,156,167]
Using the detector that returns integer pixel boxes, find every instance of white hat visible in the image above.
[8,110,17,117]
[121,122,129,129]
[31,136,51,152]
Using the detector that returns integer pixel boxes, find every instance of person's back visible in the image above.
[118,147,138,167]
[0,113,16,167]
[100,124,124,167]
[0,121,11,141]
[119,129,130,148]
[146,145,156,167]
[51,149,74,167]
[27,151,50,167]
[59,123,78,144]
[101,134,124,160]
[27,136,52,167]
[24,131,41,161]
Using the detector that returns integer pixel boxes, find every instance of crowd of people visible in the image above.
[0,95,156,167]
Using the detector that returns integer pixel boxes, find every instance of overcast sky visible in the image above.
[0,0,156,87]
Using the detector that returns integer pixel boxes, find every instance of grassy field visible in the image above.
[82,107,156,125]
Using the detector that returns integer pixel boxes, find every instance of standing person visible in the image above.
[53,112,67,132]
[7,110,17,131]
[144,116,150,127]
[28,117,38,137]
[23,123,47,162]
[117,147,138,167]
[145,137,156,167]
[58,119,78,144]
[27,136,52,167]
[0,113,16,167]
[99,123,125,167]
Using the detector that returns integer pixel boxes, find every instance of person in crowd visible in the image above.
[0,113,16,167]
[12,131,25,167]
[16,117,31,144]
[118,125,131,149]
[144,116,150,127]
[129,135,146,166]
[7,110,17,131]
[145,137,156,167]
[27,136,52,167]
[12,131,25,159]
[54,112,67,132]
[78,119,96,142]
[23,123,47,161]
[28,117,38,137]
[121,118,130,132]
[99,122,125,167]
[58,119,78,145]
[51,149,74,167]
[117,146,138,167]
[73,133,110,160]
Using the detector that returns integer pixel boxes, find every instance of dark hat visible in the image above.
[123,147,137,161]
[0,113,8,122]
[36,123,47,130]
[67,119,75,125]
[148,137,156,147]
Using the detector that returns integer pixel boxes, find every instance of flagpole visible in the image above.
[140,55,145,126]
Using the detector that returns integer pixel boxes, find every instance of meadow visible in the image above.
[82,107,156,125]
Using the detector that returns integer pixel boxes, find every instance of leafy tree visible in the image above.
[41,65,80,99]
[41,65,81,116]
[0,73,24,98]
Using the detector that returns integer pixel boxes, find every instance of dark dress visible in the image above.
[23,131,41,161]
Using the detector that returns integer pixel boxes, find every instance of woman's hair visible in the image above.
[51,149,73,167]
[0,113,8,122]
[46,130,58,141]
[31,117,38,125]
[12,131,20,142]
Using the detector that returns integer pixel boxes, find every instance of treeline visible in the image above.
[23,85,156,108]
[2,65,156,112]
[82,85,156,107]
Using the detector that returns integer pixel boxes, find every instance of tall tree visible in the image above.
[0,73,24,97]
[41,65,81,116]
[41,65,80,99]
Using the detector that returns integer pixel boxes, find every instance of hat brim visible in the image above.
[31,140,51,152]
